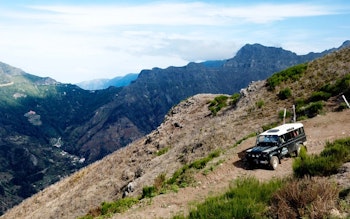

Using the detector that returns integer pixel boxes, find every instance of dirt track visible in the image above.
[113,110,350,219]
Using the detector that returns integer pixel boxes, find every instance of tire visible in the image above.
[270,156,279,170]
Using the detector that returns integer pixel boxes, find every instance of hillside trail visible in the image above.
[113,110,350,219]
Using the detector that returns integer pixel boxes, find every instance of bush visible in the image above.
[321,73,350,95]
[270,177,339,219]
[293,137,350,178]
[156,147,169,156]
[142,186,157,198]
[230,93,240,106]
[296,101,323,118]
[267,63,307,90]
[262,122,279,131]
[309,91,332,102]
[278,109,292,120]
[208,95,229,115]
[256,100,264,108]
[278,87,292,100]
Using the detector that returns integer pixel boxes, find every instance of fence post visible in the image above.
[292,105,296,122]
[342,95,350,108]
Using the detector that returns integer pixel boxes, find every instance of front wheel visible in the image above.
[270,156,279,170]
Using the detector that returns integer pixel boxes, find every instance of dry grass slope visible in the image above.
[2,47,350,219]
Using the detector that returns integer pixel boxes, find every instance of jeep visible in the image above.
[245,123,307,170]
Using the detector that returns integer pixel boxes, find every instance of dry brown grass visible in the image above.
[270,177,340,219]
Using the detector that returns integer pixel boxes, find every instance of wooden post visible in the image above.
[283,108,286,124]
[292,105,296,122]
[342,95,350,108]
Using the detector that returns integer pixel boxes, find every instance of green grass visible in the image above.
[78,197,139,219]
[208,95,229,115]
[278,87,292,100]
[233,132,257,147]
[156,147,169,156]
[230,93,241,106]
[293,137,350,178]
[173,177,285,219]
[167,150,221,187]
[266,63,307,90]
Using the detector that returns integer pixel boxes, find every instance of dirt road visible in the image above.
[113,110,350,219]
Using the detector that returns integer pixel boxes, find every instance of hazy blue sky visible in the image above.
[0,0,349,83]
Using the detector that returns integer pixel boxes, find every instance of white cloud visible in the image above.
[0,1,347,83]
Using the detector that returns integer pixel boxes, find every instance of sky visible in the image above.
[0,0,349,84]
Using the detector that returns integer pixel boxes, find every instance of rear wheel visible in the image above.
[270,156,279,170]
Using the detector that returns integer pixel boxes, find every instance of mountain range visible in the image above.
[76,73,138,90]
[0,41,349,214]
[2,44,350,219]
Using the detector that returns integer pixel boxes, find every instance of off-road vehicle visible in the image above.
[245,123,307,170]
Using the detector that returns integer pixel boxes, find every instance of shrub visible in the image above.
[266,63,307,90]
[154,173,166,192]
[156,147,169,156]
[262,122,279,131]
[278,109,292,120]
[230,93,240,106]
[321,73,350,95]
[142,186,157,198]
[293,137,350,178]
[208,95,229,115]
[309,91,332,102]
[296,101,323,118]
[256,100,264,108]
[270,177,339,219]
[278,87,292,100]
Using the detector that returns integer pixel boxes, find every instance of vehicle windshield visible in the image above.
[257,135,279,145]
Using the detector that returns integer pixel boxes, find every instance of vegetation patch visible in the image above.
[79,197,139,219]
[270,177,339,219]
[266,63,307,90]
[208,93,240,116]
[278,109,292,121]
[230,93,241,106]
[167,150,221,187]
[278,87,292,100]
[262,122,279,131]
[208,95,229,116]
[173,177,285,219]
[320,73,350,97]
[296,101,324,118]
[295,73,350,118]
[293,137,350,178]
[256,99,264,108]
[156,147,169,156]
[233,132,257,147]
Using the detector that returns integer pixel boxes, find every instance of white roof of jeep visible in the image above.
[260,123,304,136]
